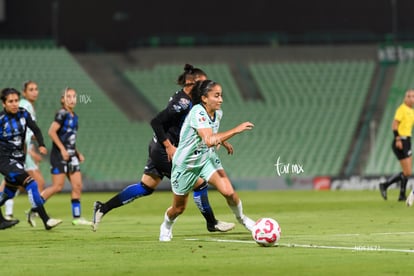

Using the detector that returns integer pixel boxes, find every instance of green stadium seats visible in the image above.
[0,42,377,181]
[0,44,152,183]
[249,61,375,177]
[364,61,414,175]
[124,61,374,178]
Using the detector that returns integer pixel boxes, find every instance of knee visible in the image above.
[53,183,65,192]
[170,204,186,217]
[220,188,235,199]
[175,205,186,215]
[403,169,412,177]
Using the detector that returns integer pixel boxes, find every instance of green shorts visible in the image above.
[171,154,223,195]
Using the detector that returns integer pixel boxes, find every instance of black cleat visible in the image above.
[0,218,19,230]
[207,221,235,232]
[379,183,387,200]
[398,194,407,202]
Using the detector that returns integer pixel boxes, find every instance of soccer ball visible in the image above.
[251,218,281,247]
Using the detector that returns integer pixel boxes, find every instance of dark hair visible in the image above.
[190,80,219,105]
[177,63,207,86]
[22,80,36,92]
[1,88,20,103]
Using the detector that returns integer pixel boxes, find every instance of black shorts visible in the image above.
[50,151,81,174]
[143,138,172,179]
[392,137,412,160]
[0,156,29,187]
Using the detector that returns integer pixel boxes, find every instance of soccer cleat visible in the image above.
[159,221,173,242]
[398,194,407,202]
[72,217,93,226]
[4,214,14,221]
[379,183,387,200]
[0,218,19,230]
[207,221,236,232]
[92,201,104,232]
[26,209,38,227]
[237,215,256,232]
[406,190,414,207]
[45,218,62,230]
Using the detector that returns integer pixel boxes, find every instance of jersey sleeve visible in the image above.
[150,108,170,143]
[190,105,211,129]
[394,106,404,122]
[25,110,45,147]
[150,94,191,143]
[168,96,191,114]
[54,109,67,125]
[19,100,35,121]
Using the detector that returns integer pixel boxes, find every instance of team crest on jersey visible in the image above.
[179,98,190,108]
[20,117,26,128]
[198,110,207,122]
[173,98,190,112]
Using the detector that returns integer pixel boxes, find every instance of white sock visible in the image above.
[164,207,176,227]
[229,200,255,231]
[5,198,14,216]
[229,200,244,219]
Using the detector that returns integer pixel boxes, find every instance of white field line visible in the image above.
[284,231,414,238]
[184,238,414,253]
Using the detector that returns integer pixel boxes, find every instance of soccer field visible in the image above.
[2,189,414,275]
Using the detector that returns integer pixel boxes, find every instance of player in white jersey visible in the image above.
[160,80,256,241]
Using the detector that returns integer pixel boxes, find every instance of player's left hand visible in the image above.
[222,141,234,155]
[78,153,85,163]
[38,146,47,155]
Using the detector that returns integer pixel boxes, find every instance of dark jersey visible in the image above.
[150,89,192,147]
[51,108,78,157]
[0,107,45,159]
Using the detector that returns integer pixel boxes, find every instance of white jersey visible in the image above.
[19,98,35,145]
[173,104,222,169]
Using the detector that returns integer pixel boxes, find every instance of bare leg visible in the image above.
[208,169,255,231]
[159,193,189,241]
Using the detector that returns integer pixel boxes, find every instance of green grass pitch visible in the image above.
[2,189,414,275]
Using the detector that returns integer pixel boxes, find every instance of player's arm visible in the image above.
[48,121,69,160]
[28,144,43,162]
[197,122,254,148]
[392,119,402,149]
[26,113,47,154]
[221,141,234,155]
[150,108,176,160]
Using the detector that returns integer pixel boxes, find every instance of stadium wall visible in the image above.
[2,0,414,51]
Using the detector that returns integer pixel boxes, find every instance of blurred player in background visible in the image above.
[379,89,414,203]
[0,88,61,230]
[27,87,91,226]
[1,81,46,220]
[92,64,235,233]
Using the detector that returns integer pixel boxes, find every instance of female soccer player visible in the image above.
[0,88,61,230]
[159,80,255,241]
[92,65,235,233]
[27,87,91,226]
[379,88,414,203]
[2,81,46,220]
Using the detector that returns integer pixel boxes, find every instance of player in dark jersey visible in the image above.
[0,88,62,230]
[27,87,91,227]
[92,64,235,233]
